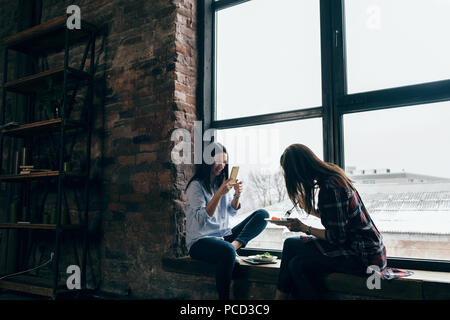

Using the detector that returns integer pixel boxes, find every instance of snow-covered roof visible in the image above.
[350,172,450,183]
[231,182,450,235]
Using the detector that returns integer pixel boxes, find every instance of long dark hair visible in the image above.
[185,142,229,194]
[280,144,355,214]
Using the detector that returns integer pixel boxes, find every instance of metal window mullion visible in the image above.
[329,0,346,168]
[213,0,251,11]
[338,79,450,114]
[210,9,216,127]
[211,107,323,130]
[320,0,334,164]
[199,0,214,132]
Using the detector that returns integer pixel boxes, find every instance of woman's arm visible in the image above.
[231,196,240,210]
[205,179,235,217]
[285,219,327,240]
[205,191,223,217]
[286,188,350,242]
[302,225,326,240]
[231,180,243,210]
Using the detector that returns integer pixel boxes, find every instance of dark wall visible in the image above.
[0,0,201,298]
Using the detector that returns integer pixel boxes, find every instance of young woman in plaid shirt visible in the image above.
[275,144,387,300]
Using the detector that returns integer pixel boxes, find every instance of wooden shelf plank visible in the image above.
[5,67,91,94]
[0,171,86,182]
[1,118,85,137]
[0,275,67,297]
[3,15,97,54]
[0,223,82,230]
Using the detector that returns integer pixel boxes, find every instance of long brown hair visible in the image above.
[280,144,355,214]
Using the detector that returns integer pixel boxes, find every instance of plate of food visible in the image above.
[265,217,295,225]
[243,252,278,264]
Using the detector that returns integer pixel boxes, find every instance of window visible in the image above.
[344,101,450,260]
[345,0,450,94]
[203,0,450,267]
[344,102,450,179]
[215,0,322,120]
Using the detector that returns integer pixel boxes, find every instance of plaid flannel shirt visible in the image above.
[311,176,387,270]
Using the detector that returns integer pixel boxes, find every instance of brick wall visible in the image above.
[74,0,199,297]
[0,0,278,299]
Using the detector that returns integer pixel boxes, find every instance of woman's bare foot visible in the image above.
[231,240,242,250]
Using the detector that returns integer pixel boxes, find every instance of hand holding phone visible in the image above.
[230,166,239,183]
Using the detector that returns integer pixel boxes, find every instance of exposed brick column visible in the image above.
[95,0,198,296]
[171,0,198,257]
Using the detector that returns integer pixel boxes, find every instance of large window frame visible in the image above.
[199,0,450,272]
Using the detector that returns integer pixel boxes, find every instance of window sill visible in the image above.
[162,256,450,300]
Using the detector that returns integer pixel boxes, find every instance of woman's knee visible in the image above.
[219,242,236,263]
[282,237,303,253]
[254,209,270,220]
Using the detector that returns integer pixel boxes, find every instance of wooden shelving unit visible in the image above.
[0,171,86,182]
[3,15,96,54]
[4,66,91,94]
[1,118,85,138]
[0,14,97,299]
[0,223,82,230]
[0,275,67,297]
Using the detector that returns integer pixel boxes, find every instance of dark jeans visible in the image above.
[189,209,269,300]
[277,237,367,300]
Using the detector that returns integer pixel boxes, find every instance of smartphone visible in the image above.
[230,166,239,182]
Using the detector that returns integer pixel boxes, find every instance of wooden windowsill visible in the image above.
[162,256,450,300]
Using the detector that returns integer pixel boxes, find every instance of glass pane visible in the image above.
[215,0,322,120]
[345,0,450,94]
[344,101,450,260]
[216,118,323,249]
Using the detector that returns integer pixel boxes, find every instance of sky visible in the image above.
[215,0,450,179]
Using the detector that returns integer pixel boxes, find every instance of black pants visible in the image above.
[189,209,269,300]
[277,237,366,299]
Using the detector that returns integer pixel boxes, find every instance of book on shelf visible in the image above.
[20,165,35,169]
[0,122,21,130]
[19,168,53,174]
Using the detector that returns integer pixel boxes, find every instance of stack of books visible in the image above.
[19,165,52,175]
